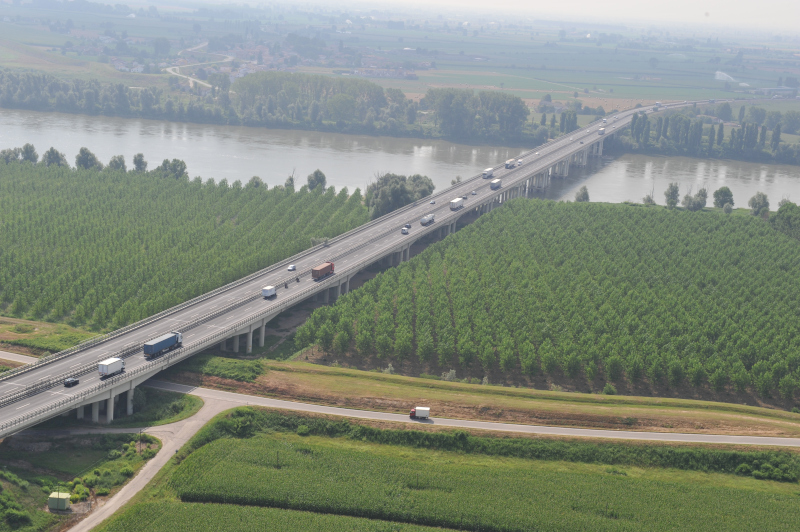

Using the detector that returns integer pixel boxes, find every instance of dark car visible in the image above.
[64,377,79,388]
[404,223,411,229]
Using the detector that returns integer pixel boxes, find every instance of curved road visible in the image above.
[57,378,799,531]
[0,98,762,436]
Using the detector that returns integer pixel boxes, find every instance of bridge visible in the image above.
[0,100,700,435]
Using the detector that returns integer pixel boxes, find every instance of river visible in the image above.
[2,108,800,205]
[0,108,516,191]
[545,154,800,207]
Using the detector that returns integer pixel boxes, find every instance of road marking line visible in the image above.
[186,334,195,338]
[15,403,30,410]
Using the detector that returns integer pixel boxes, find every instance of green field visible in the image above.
[0,160,368,330]
[98,409,800,532]
[0,432,160,531]
[297,199,800,403]
[100,503,441,532]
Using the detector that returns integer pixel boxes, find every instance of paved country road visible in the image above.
[0,351,38,365]
[150,380,800,448]
[61,378,800,531]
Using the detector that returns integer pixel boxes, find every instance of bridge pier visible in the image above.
[233,334,240,353]
[106,397,114,424]
[127,389,134,416]
[92,401,99,423]
[219,340,226,351]
[259,320,267,348]
[246,324,254,354]
[76,405,84,420]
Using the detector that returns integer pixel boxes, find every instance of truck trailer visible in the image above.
[598,128,606,135]
[410,406,430,419]
[420,214,435,226]
[143,332,182,358]
[312,262,334,279]
[450,198,464,210]
[490,179,502,190]
[482,168,494,179]
[98,357,125,378]
[504,159,516,169]
[261,286,277,299]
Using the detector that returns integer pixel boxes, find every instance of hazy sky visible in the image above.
[319,0,800,32]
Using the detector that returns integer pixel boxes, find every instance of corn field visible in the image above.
[164,433,800,531]
[99,502,441,532]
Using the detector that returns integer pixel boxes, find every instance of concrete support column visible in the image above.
[246,327,254,354]
[233,334,240,353]
[323,288,330,304]
[92,401,99,423]
[106,396,114,424]
[259,320,266,348]
[127,389,134,416]
[219,340,226,352]
[77,406,84,420]
[341,277,350,295]
[598,139,604,156]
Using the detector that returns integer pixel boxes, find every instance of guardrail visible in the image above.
[0,239,415,437]
[0,101,701,419]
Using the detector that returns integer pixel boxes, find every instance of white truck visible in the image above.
[450,198,464,210]
[598,128,606,135]
[262,286,277,299]
[490,178,502,190]
[482,168,494,179]
[420,214,435,226]
[504,159,516,169]
[98,357,125,378]
[410,406,430,420]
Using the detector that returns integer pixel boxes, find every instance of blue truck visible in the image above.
[143,332,182,358]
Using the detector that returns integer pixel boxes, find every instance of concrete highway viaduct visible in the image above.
[0,100,706,435]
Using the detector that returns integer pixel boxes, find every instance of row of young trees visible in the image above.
[297,200,800,401]
[0,70,545,144]
[616,110,800,165]
[0,152,369,330]
[711,102,800,134]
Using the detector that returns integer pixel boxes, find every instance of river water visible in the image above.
[545,154,800,207]
[0,108,517,191]
[2,108,800,205]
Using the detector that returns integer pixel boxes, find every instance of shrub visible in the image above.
[107,450,121,459]
[120,467,134,478]
[603,383,617,395]
[4,509,31,526]
[723,203,733,214]
[96,487,110,496]
[296,425,310,436]
[11,324,33,334]
[142,448,156,460]
[441,369,457,382]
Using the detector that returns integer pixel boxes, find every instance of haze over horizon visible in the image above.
[248,0,800,33]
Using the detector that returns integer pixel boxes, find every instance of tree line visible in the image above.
[613,108,800,165]
[0,70,546,145]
